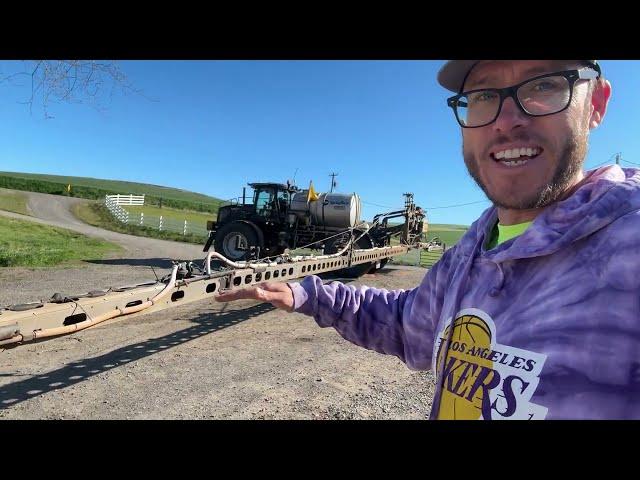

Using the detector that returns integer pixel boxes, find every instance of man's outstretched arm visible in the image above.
[215,270,436,367]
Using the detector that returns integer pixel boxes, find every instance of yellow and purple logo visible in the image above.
[433,308,548,420]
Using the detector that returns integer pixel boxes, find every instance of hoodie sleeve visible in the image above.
[287,259,449,369]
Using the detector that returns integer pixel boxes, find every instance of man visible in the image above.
[217,60,640,420]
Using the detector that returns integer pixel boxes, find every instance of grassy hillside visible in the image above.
[73,202,208,245]
[0,171,224,213]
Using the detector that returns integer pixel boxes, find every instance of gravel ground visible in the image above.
[0,191,436,420]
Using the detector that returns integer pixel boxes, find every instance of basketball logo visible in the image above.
[436,314,493,420]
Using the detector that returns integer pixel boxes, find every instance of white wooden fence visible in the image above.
[137,212,209,237]
[105,194,145,206]
[104,194,209,237]
[104,195,131,223]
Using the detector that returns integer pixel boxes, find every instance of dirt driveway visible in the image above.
[0,191,435,419]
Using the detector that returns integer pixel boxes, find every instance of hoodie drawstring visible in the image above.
[489,262,505,297]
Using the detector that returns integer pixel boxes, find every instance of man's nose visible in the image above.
[492,96,531,132]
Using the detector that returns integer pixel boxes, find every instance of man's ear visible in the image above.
[590,79,612,129]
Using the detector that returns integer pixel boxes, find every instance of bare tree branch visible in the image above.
[0,60,155,118]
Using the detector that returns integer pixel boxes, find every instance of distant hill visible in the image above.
[0,171,224,213]
[428,223,469,231]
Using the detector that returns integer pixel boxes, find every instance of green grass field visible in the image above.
[424,223,468,248]
[73,202,208,245]
[0,216,121,267]
[125,205,212,227]
[429,223,469,230]
[390,224,469,268]
[0,190,30,216]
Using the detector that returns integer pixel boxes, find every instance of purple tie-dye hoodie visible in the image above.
[288,165,640,419]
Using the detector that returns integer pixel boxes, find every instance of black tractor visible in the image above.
[204,182,297,261]
[203,182,426,277]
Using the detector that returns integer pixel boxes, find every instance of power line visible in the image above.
[423,200,490,210]
[586,152,622,169]
[363,152,631,213]
[361,200,399,209]
[588,159,613,169]
[622,159,640,167]
[362,198,489,211]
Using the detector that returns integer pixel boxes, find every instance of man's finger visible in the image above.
[214,287,262,302]
[257,282,291,293]
[215,282,295,311]
[255,284,295,311]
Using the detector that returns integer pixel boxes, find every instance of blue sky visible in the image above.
[1,60,638,225]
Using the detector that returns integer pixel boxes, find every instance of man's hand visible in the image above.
[214,282,295,312]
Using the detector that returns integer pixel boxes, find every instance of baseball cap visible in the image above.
[437,60,600,93]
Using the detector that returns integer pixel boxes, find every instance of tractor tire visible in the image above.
[214,222,261,261]
[324,230,374,278]
[367,257,389,274]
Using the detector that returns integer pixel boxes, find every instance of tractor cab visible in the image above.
[248,182,296,222]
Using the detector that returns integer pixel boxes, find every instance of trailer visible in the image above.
[0,191,439,349]
[0,243,418,349]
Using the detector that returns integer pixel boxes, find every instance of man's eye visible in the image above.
[469,91,497,103]
[529,79,562,93]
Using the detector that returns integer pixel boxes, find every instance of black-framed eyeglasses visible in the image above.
[447,67,601,128]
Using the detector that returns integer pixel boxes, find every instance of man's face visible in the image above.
[461,60,595,210]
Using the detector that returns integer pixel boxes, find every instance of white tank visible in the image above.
[290,191,361,228]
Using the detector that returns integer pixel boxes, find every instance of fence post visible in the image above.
[184,220,188,236]
[159,215,163,231]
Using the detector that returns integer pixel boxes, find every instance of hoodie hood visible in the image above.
[457,165,640,263]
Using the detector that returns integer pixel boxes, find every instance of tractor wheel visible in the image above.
[324,230,374,278]
[214,222,261,261]
[368,257,389,274]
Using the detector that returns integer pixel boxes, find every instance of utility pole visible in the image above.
[329,172,338,193]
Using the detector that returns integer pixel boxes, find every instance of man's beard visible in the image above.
[463,133,588,210]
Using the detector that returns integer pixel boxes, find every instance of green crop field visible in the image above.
[0,216,121,267]
[0,189,30,216]
[425,223,468,247]
[390,224,468,268]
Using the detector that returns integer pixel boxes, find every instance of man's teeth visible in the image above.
[494,147,540,160]
[502,159,528,167]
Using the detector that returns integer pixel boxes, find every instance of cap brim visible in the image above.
[437,60,481,93]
